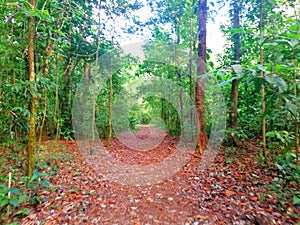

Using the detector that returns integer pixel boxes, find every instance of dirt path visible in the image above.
[21,127,299,224]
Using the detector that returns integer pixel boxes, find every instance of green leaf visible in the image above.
[18,194,29,201]
[226,28,243,35]
[40,180,49,188]
[30,171,40,182]
[231,64,243,75]
[293,195,300,205]
[256,64,269,74]
[0,198,9,207]
[266,131,276,138]
[10,187,21,195]
[264,76,287,93]
[9,197,19,207]
[286,101,297,117]
[218,76,238,87]
[253,77,262,92]
[275,39,298,49]
[275,163,284,172]
[6,223,19,225]
[14,208,30,216]
[263,42,278,47]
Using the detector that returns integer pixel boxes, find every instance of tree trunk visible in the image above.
[188,4,194,99]
[259,0,267,160]
[107,58,113,148]
[92,0,101,153]
[228,0,241,146]
[27,0,37,177]
[229,79,239,130]
[54,54,60,140]
[294,72,299,168]
[195,0,208,154]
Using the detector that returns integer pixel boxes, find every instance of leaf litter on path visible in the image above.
[19,129,299,225]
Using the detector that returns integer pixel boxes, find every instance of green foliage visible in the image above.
[275,151,300,185]
[0,184,25,211]
[225,158,234,164]
[219,2,299,211]
[225,147,237,155]
[0,0,143,142]
[0,0,299,222]
[0,171,39,222]
[264,129,300,210]
[0,141,75,223]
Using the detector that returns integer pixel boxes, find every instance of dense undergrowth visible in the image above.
[0,141,76,225]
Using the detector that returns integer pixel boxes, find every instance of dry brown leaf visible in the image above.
[249,196,258,201]
[225,190,235,196]
[194,215,208,220]
[239,202,249,207]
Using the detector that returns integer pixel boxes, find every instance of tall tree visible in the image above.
[228,0,241,145]
[195,0,208,154]
[27,0,37,177]
[259,0,267,160]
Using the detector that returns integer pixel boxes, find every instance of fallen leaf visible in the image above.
[239,202,249,207]
[225,190,235,196]
[194,215,208,220]
[249,196,258,201]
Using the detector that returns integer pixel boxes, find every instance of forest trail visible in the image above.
[21,127,298,225]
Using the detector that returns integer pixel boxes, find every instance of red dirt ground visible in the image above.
[16,127,300,224]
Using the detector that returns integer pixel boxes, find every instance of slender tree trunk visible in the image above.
[259,0,267,160]
[107,57,113,148]
[188,4,194,98]
[91,78,96,153]
[107,31,113,148]
[161,99,165,122]
[167,72,171,132]
[228,0,241,145]
[79,61,91,140]
[292,7,299,171]
[174,45,183,135]
[188,7,195,132]
[293,71,299,169]
[38,96,47,144]
[54,54,60,140]
[91,0,102,153]
[195,0,208,154]
[37,40,53,143]
[229,79,239,129]
[107,6,116,148]
[27,0,37,177]
[12,24,17,140]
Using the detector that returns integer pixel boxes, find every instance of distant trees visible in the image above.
[0,0,141,175]
[0,0,298,176]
